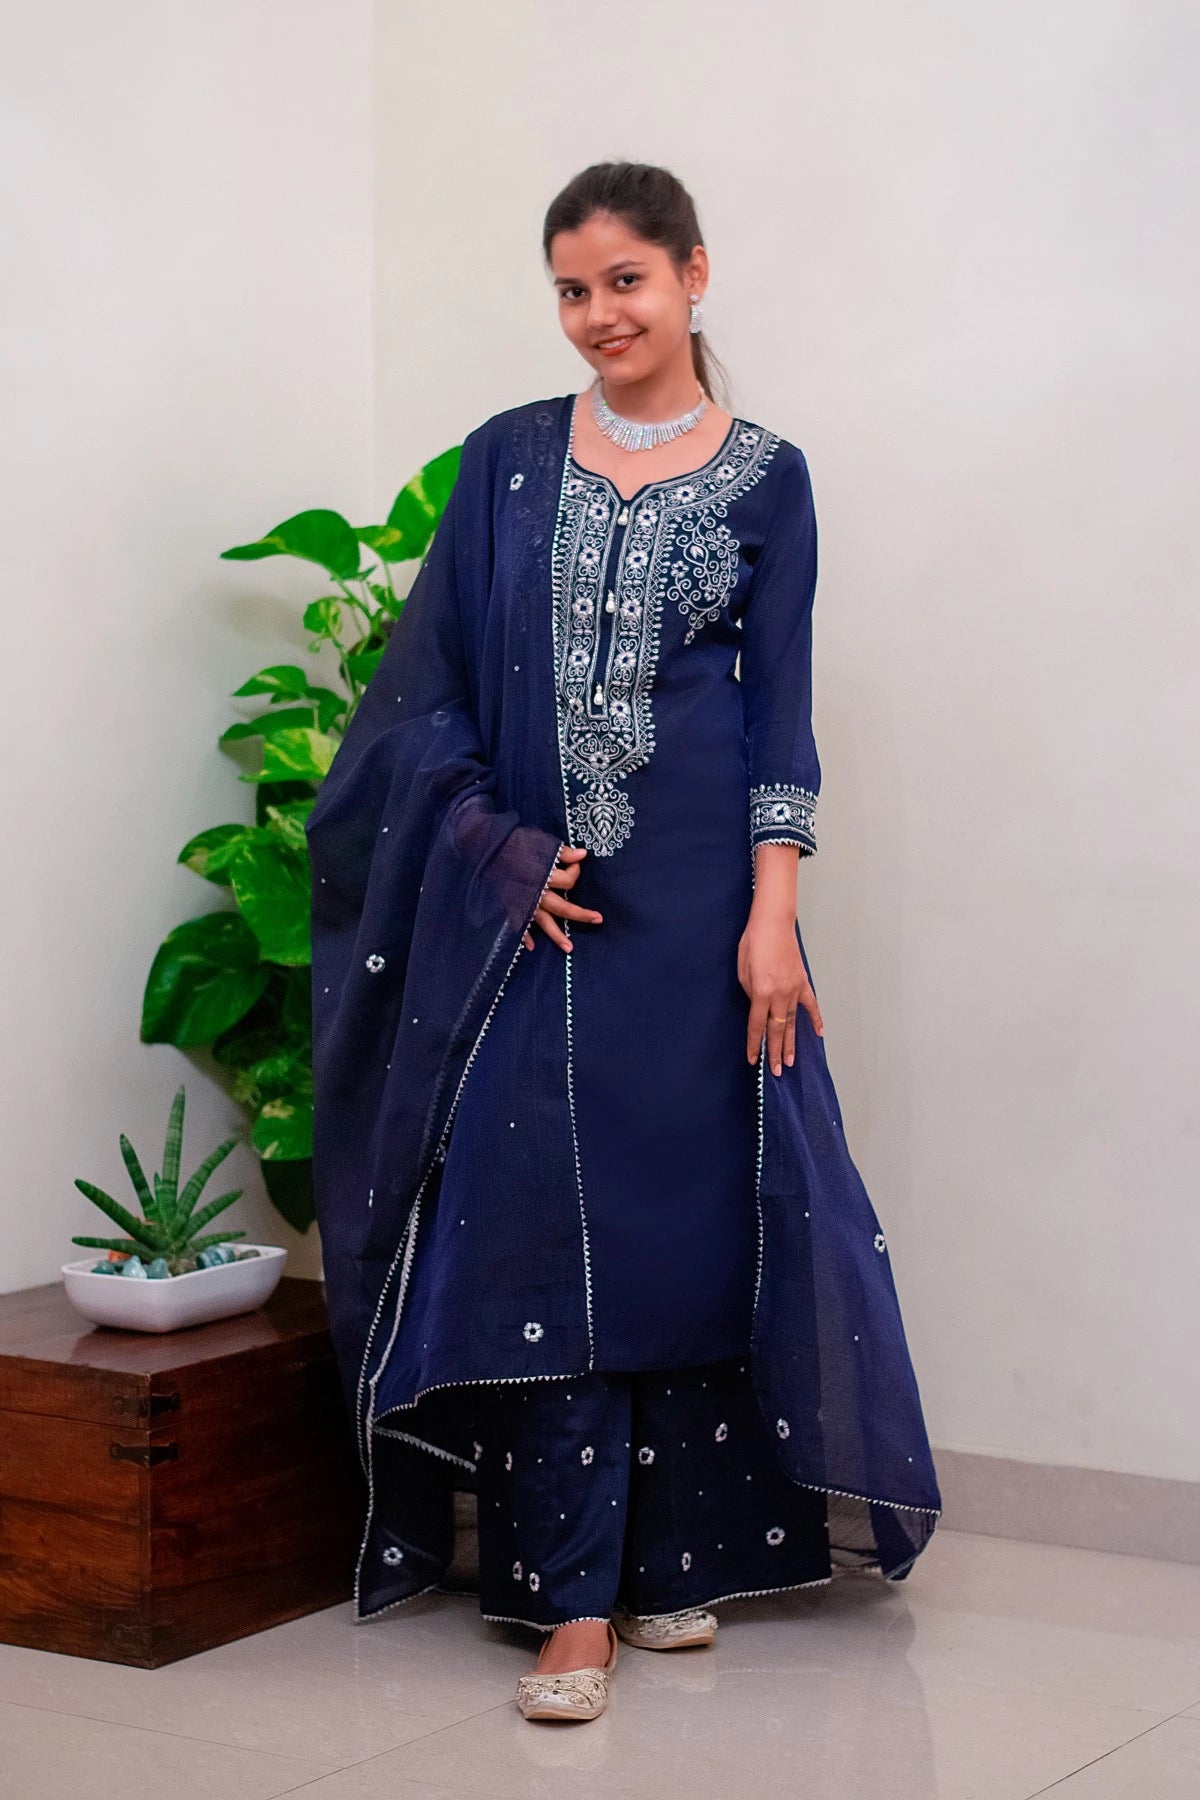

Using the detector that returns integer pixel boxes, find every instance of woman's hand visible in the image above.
[738,886,823,1075]
[523,845,603,952]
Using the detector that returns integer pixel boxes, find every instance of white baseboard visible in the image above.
[931,1447,1200,1565]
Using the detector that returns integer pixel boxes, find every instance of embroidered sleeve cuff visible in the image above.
[749,783,818,855]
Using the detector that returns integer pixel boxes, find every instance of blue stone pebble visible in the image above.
[197,1246,235,1269]
[120,1255,148,1279]
[91,1262,121,1275]
[146,1258,170,1280]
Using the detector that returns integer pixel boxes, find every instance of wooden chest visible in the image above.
[0,1277,363,1667]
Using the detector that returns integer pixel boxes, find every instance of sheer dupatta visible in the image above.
[304,418,564,1465]
[739,440,941,1579]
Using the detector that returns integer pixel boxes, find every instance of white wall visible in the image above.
[0,4,373,1288]
[373,0,1200,1482]
[2,2,1193,1488]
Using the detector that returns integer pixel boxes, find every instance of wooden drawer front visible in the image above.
[0,1412,146,1518]
[0,1496,144,1661]
[0,1362,142,1427]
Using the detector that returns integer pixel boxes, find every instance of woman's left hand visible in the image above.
[737,905,823,1075]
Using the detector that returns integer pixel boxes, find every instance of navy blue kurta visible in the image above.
[305,393,942,1621]
[429,414,795,1371]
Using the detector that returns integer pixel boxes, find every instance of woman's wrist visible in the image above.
[750,842,800,921]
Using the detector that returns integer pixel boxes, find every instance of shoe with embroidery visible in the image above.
[612,1605,717,1650]
[515,1621,619,1722]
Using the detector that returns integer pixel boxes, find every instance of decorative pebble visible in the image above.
[120,1256,148,1279]
[198,1246,236,1269]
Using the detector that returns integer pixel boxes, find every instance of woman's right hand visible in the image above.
[523,846,602,952]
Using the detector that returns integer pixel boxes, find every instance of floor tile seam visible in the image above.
[0,1693,328,1775]
[697,1667,1183,1719]
[900,1667,1200,1720]
[0,1692,437,1778]
[1019,1700,1200,1798]
[261,1700,522,1796]
[741,1654,1195,1721]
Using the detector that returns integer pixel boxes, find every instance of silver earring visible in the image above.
[689,293,703,335]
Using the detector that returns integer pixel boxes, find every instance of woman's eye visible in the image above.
[559,275,639,302]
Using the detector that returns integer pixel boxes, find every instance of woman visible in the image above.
[306,161,941,1724]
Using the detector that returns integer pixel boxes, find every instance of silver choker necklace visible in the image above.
[590,379,708,452]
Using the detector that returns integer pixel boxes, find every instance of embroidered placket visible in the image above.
[551,425,781,858]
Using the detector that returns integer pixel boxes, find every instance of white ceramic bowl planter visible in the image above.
[62,1245,287,1333]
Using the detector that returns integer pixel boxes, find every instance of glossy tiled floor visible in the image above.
[1,1531,1197,1799]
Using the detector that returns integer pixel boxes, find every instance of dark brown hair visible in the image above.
[542,161,732,411]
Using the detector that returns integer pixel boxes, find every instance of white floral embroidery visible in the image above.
[749,783,818,853]
[551,425,780,856]
[528,1570,540,1591]
[714,1422,728,1442]
[512,1560,523,1580]
[681,1550,692,1571]
[776,1418,790,1439]
[365,953,386,974]
[382,1546,404,1566]
[522,1321,544,1342]
[581,1445,594,1465]
[874,1232,887,1253]
[473,1441,483,1460]
[637,1446,655,1465]
[509,472,525,489]
[766,1526,786,1547]
[505,1451,513,1471]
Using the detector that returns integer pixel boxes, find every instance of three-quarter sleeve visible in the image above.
[738,442,821,857]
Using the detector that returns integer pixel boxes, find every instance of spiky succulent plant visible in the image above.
[73,1084,246,1275]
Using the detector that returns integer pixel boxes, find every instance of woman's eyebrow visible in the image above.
[553,260,648,286]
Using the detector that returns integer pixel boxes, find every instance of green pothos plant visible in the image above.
[140,445,462,1233]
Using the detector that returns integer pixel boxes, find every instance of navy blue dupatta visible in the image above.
[306,394,941,1620]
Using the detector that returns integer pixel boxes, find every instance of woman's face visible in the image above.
[549,210,706,388]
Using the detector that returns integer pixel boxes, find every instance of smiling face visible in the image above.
[549,210,707,389]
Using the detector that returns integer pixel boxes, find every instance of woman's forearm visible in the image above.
[750,841,800,919]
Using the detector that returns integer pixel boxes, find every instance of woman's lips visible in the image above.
[596,333,641,358]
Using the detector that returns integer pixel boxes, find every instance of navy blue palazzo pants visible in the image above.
[470,1357,832,1627]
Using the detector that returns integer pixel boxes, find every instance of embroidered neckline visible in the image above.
[551,415,782,857]
[566,404,742,507]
